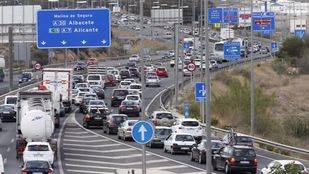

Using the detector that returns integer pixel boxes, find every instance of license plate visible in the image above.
[181,147,189,150]
[240,161,250,164]
[95,117,101,120]
[33,173,43,174]
[127,108,133,110]
[34,154,43,157]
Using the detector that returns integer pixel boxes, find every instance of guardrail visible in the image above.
[157,55,309,158]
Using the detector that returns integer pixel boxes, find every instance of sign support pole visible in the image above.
[65,48,68,68]
[250,0,256,135]
[8,27,13,91]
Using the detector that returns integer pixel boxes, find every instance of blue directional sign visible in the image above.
[195,82,206,102]
[224,41,241,60]
[295,29,306,39]
[184,102,190,118]
[252,12,275,31]
[271,42,277,52]
[223,8,238,24]
[183,42,190,50]
[208,8,223,24]
[132,121,154,144]
[37,9,111,49]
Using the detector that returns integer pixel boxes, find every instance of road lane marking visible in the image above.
[10,138,14,143]
[63,135,99,138]
[149,165,188,170]
[63,138,109,143]
[64,158,169,166]
[64,131,90,135]
[63,143,121,148]
[67,169,116,174]
[63,147,136,153]
[6,147,10,152]
[65,163,117,170]
[64,152,151,159]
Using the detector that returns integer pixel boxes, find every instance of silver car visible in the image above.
[145,76,160,87]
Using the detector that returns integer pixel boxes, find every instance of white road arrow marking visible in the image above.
[138,125,147,141]
[61,40,67,45]
[101,40,107,44]
[81,40,87,45]
[41,41,46,45]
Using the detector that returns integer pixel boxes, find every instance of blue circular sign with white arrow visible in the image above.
[132,121,154,144]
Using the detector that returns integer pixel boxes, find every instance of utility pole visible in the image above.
[250,0,255,135]
[199,0,204,122]
[174,0,180,109]
[204,0,212,173]
[65,48,68,68]
[8,27,13,91]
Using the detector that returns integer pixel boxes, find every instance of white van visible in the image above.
[0,154,4,174]
[4,95,17,109]
[87,74,105,88]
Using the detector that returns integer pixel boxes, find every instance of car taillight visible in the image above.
[85,115,91,121]
[48,169,54,174]
[111,96,115,99]
[253,158,258,166]
[228,157,237,165]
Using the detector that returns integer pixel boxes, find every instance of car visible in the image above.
[86,74,105,88]
[0,104,16,122]
[260,160,308,174]
[118,81,132,89]
[79,97,96,113]
[163,133,196,155]
[117,120,138,141]
[260,47,269,55]
[182,68,193,76]
[171,118,204,141]
[83,108,107,128]
[90,85,105,99]
[129,54,140,62]
[103,114,128,134]
[128,89,141,98]
[129,83,142,94]
[87,99,107,111]
[145,76,160,87]
[120,69,131,79]
[74,83,88,89]
[210,60,219,69]
[156,67,168,78]
[168,50,175,57]
[107,69,121,82]
[111,89,129,107]
[143,55,152,61]
[162,52,170,59]
[150,111,175,127]
[73,62,87,71]
[73,91,87,105]
[190,139,223,164]
[145,72,157,78]
[222,132,253,147]
[146,126,172,148]
[4,95,17,109]
[72,75,84,88]
[125,95,141,106]
[212,145,257,174]
[21,160,54,174]
[124,78,136,83]
[125,62,137,69]
[144,64,155,72]
[83,92,98,99]
[128,68,140,78]
[23,142,55,166]
[87,57,98,65]
[119,100,140,117]
[19,72,33,84]
[103,74,117,87]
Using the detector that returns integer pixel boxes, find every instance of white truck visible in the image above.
[16,91,57,162]
[43,68,73,113]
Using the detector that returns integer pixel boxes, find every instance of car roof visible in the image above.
[155,126,172,130]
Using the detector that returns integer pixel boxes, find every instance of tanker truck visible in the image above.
[16,91,57,163]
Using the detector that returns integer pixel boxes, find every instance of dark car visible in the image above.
[21,160,54,174]
[19,72,32,84]
[103,114,128,134]
[120,69,131,80]
[212,145,257,174]
[222,133,254,147]
[111,89,129,107]
[74,62,87,71]
[79,97,96,114]
[128,68,140,78]
[90,85,105,99]
[146,127,172,148]
[125,62,137,69]
[191,139,223,164]
[119,100,140,117]
[0,104,16,122]
[82,108,107,129]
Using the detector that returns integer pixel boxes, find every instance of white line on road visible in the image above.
[64,131,90,135]
[10,138,14,143]
[6,147,10,152]
[63,138,109,143]
[66,169,116,174]
[63,143,121,148]
[63,135,99,139]
[65,163,117,170]
[64,158,169,166]
[149,165,188,170]
[64,152,151,159]
[63,147,136,153]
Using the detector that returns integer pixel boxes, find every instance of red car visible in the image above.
[103,74,117,87]
[87,58,98,65]
[156,67,168,77]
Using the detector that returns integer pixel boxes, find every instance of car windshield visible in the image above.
[113,116,127,123]
[130,85,141,89]
[155,128,172,136]
[22,73,31,78]
[233,148,256,157]
[79,88,90,92]
[88,75,101,80]
[156,113,173,119]
[175,135,195,141]
[121,70,130,75]
[73,76,83,81]
[148,76,157,79]
[26,161,49,169]
[127,96,139,100]
[128,121,137,126]
[76,84,87,88]
[122,101,135,106]
[91,86,103,91]
[236,136,253,143]
[6,97,17,104]
[89,100,104,105]
[181,121,199,127]
[157,68,166,71]
[114,90,128,96]
[27,145,49,151]
[215,43,224,51]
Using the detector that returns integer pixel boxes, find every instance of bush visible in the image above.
[283,115,309,138]
[272,60,288,75]
[31,49,48,65]
[281,37,305,58]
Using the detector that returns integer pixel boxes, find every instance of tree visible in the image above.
[282,37,305,58]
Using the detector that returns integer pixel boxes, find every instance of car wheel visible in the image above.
[212,160,218,171]
[198,154,205,164]
[225,164,231,174]
[190,152,195,162]
[117,135,121,139]
[170,147,175,155]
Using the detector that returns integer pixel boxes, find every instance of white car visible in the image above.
[75,83,89,89]
[261,160,308,174]
[129,54,140,62]
[117,120,138,141]
[170,59,175,67]
[84,92,98,99]
[145,76,160,87]
[124,78,135,83]
[194,59,201,68]
[108,69,121,82]
[23,142,54,166]
[171,118,204,140]
[74,91,87,105]
[118,81,132,89]
[183,68,192,76]
[163,133,196,154]
[129,83,142,94]
[4,95,17,110]
[128,89,142,97]
[125,95,141,106]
